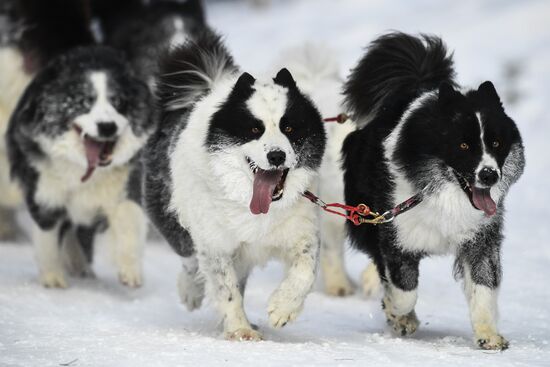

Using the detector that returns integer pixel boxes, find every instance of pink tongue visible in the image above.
[81,137,102,182]
[472,187,497,217]
[250,169,283,215]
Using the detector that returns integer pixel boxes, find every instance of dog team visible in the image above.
[0,0,524,350]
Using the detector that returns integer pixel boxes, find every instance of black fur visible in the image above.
[342,32,525,339]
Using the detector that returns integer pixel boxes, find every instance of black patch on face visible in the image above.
[10,46,153,140]
[274,69,325,169]
[206,72,265,151]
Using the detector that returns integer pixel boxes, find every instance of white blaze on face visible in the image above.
[474,112,500,186]
[169,17,189,48]
[242,81,297,170]
[73,71,129,138]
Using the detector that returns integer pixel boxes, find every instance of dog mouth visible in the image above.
[247,157,289,215]
[74,125,117,182]
[454,171,497,217]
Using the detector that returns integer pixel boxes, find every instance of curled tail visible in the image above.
[156,30,237,116]
[343,32,456,127]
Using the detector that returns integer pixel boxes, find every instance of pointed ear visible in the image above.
[234,72,255,91]
[478,80,502,107]
[438,82,460,112]
[273,68,296,88]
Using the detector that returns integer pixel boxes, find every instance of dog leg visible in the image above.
[0,206,18,241]
[268,238,318,328]
[381,256,420,336]
[0,151,22,240]
[197,251,261,341]
[361,262,381,298]
[33,222,67,288]
[178,255,205,311]
[61,226,94,278]
[461,259,508,350]
[320,219,354,296]
[108,200,146,288]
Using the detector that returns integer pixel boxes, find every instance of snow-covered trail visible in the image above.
[1,0,550,366]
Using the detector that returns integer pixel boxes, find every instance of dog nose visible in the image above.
[97,122,118,138]
[267,150,286,167]
[478,167,499,186]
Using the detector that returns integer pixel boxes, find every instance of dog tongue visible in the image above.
[250,169,283,215]
[81,137,102,182]
[472,187,497,217]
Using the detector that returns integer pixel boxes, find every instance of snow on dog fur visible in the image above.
[342,32,525,350]
[271,43,356,297]
[144,31,326,341]
[6,46,155,288]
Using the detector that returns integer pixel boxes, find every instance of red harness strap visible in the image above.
[323,113,351,124]
[302,190,371,226]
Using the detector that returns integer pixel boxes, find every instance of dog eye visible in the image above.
[251,127,260,134]
[460,142,469,150]
[284,126,293,134]
[492,140,500,148]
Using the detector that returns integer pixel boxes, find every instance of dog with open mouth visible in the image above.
[342,33,524,350]
[143,31,326,341]
[7,45,155,288]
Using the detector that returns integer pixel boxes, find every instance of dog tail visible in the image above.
[157,29,237,115]
[343,32,456,127]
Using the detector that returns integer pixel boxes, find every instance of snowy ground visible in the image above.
[2,0,550,366]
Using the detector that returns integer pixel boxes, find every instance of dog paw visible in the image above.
[383,299,419,336]
[361,263,381,298]
[267,291,303,328]
[178,271,204,311]
[40,271,68,288]
[324,275,355,297]
[225,328,263,342]
[118,265,143,288]
[477,334,509,350]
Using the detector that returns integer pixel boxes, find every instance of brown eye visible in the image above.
[284,126,293,134]
[492,140,500,148]
[460,142,469,150]
[251,127,260,134]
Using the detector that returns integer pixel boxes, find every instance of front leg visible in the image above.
[381,252,421,336]
[457,240,508,350]
[268,237,319,328]
[33,221,67,288]
[196,250,261,341]
[107,200,147,287]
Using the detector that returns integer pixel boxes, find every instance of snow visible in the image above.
[2,0,550,366]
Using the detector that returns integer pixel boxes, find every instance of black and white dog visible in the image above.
[342,33,524,350]
[7,46,154,288]
[0,0,94,239]
[144,31,326,341]
[94,0,206,89]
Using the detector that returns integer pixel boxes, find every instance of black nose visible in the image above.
[478,167,499,186]
[267,150,286,167]
[97,122,118,138]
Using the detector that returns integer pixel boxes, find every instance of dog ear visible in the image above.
[438,82,461,112]
[234,72,256,91]
[478,81,503,108]
[273,68,296,88]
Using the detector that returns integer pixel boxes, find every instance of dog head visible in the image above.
[14,46,154,182]
[205,68,326,215]
[394,81,523,217]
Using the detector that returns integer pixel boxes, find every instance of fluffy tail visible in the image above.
[343,32,456,126]
[156,30,237,115]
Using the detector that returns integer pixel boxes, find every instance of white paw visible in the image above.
[40,271,68,288]
[323,273,355,297]
[118,263,143,288]
[476,333,509,350]
[177,271,204,311]
[267,291,304,328]
[383,297,419,336]
[225,328,263,342]
[361,263,381,298]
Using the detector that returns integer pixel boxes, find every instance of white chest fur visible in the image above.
[34,158,130,225]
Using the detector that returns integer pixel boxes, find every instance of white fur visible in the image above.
[0,47,32,209]
[274,43,356,296]
[33,222,67,288]
[169,17,189,48]
[74,72,129,138]
[474,112,501,187]
[169,74,320,338]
